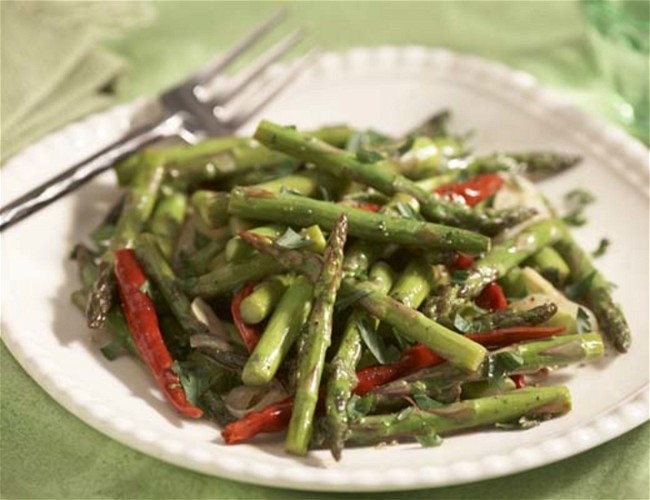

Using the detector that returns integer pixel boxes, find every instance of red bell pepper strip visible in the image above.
[352,201,382,212]
[434,173,504,207]
[221,345,438,444]
[221,396,294,444]
[451,252,475,270]
[354,343,442,395]
[510,374,526,389]
[464,326,565,348]
[476,282,508,311]
[114,249,203,419]
[220,325,564,443]
[231,282,262,352]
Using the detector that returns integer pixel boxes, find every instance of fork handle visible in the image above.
[0,114,184,232]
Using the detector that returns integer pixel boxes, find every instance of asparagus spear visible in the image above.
[389,258,445,309]
[239,230,488,373]
[254,121,535,235]
[554,230,631,352]
[86,161,165,328]
[242,275,314,386]
[342,241,389,279]
[311,125,356,147]
[72,245,137,358]
[225,224,286,263]
[477,152,581,181]
[182,124,354,186]
[461,378,517,399]
[379,333,604,391]
[148,188,187,260]
[395,137,466,179]
[252,170,343,198]
[114,137,247,186]
[427,152,582,181]
[347,386,571,446]
[350,279,487,372]
[229,187,490,254]
[285,215,348,455]
[527,246,570,288]
[134,234,209,338]
[341,193,415,278]
[237,232,324,282]
[470,302,558,332]
[326,261,395,460]
[180,229,232,276]
[427,219,563,320]
[191,191,230,228]
[239,275,294,324]
[151,141,296,188]
[116,126,355,187]
[353,379,462,416]
[181,253,284,299]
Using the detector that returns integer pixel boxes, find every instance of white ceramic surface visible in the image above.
[1,47,648,492]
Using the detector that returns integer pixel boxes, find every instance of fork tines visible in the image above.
[191,9,319,132]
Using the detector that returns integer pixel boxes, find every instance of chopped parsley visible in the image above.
[562,188,596,227]
[592,238,610,258]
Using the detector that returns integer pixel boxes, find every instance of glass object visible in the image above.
[583,0,650,141]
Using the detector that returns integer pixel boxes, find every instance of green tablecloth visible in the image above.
[1,2,648,498]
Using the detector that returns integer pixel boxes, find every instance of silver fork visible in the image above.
[0,10,317,231]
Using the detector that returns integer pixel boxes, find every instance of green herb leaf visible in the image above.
[562,188,595,227]
[346,395,373,421]
[539,267,562,288]
[274,228,313,250]
[346,130,390,153]
[412,388,444,411]
[499,351,525,371]
[139,279,154,298]
[356,317,390,365]
[564,271,596,301]
[385,344,402,364]
[198,390,235,426]
[395,202,424,220]
[172,360,205,406]
[453,311,474,333]
[451,270,470,285]
[171,352,238,406]
[318,185,331,202]
[562,210,588,227]
[487,351,524,381]
[576,307,592,334]
[565,188,595,206]
[356,148,384,164]
[396,406,415,421]
[335,288,372,311]
[592,238,610,258]
[90,224,116,250]
[397,137,415,155]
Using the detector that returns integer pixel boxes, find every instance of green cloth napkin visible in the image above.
[0,0,154,163]
[1,1,648,499]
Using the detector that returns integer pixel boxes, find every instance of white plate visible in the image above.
[1,47,648,492]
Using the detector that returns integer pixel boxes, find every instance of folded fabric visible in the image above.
[0,0,155,164]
